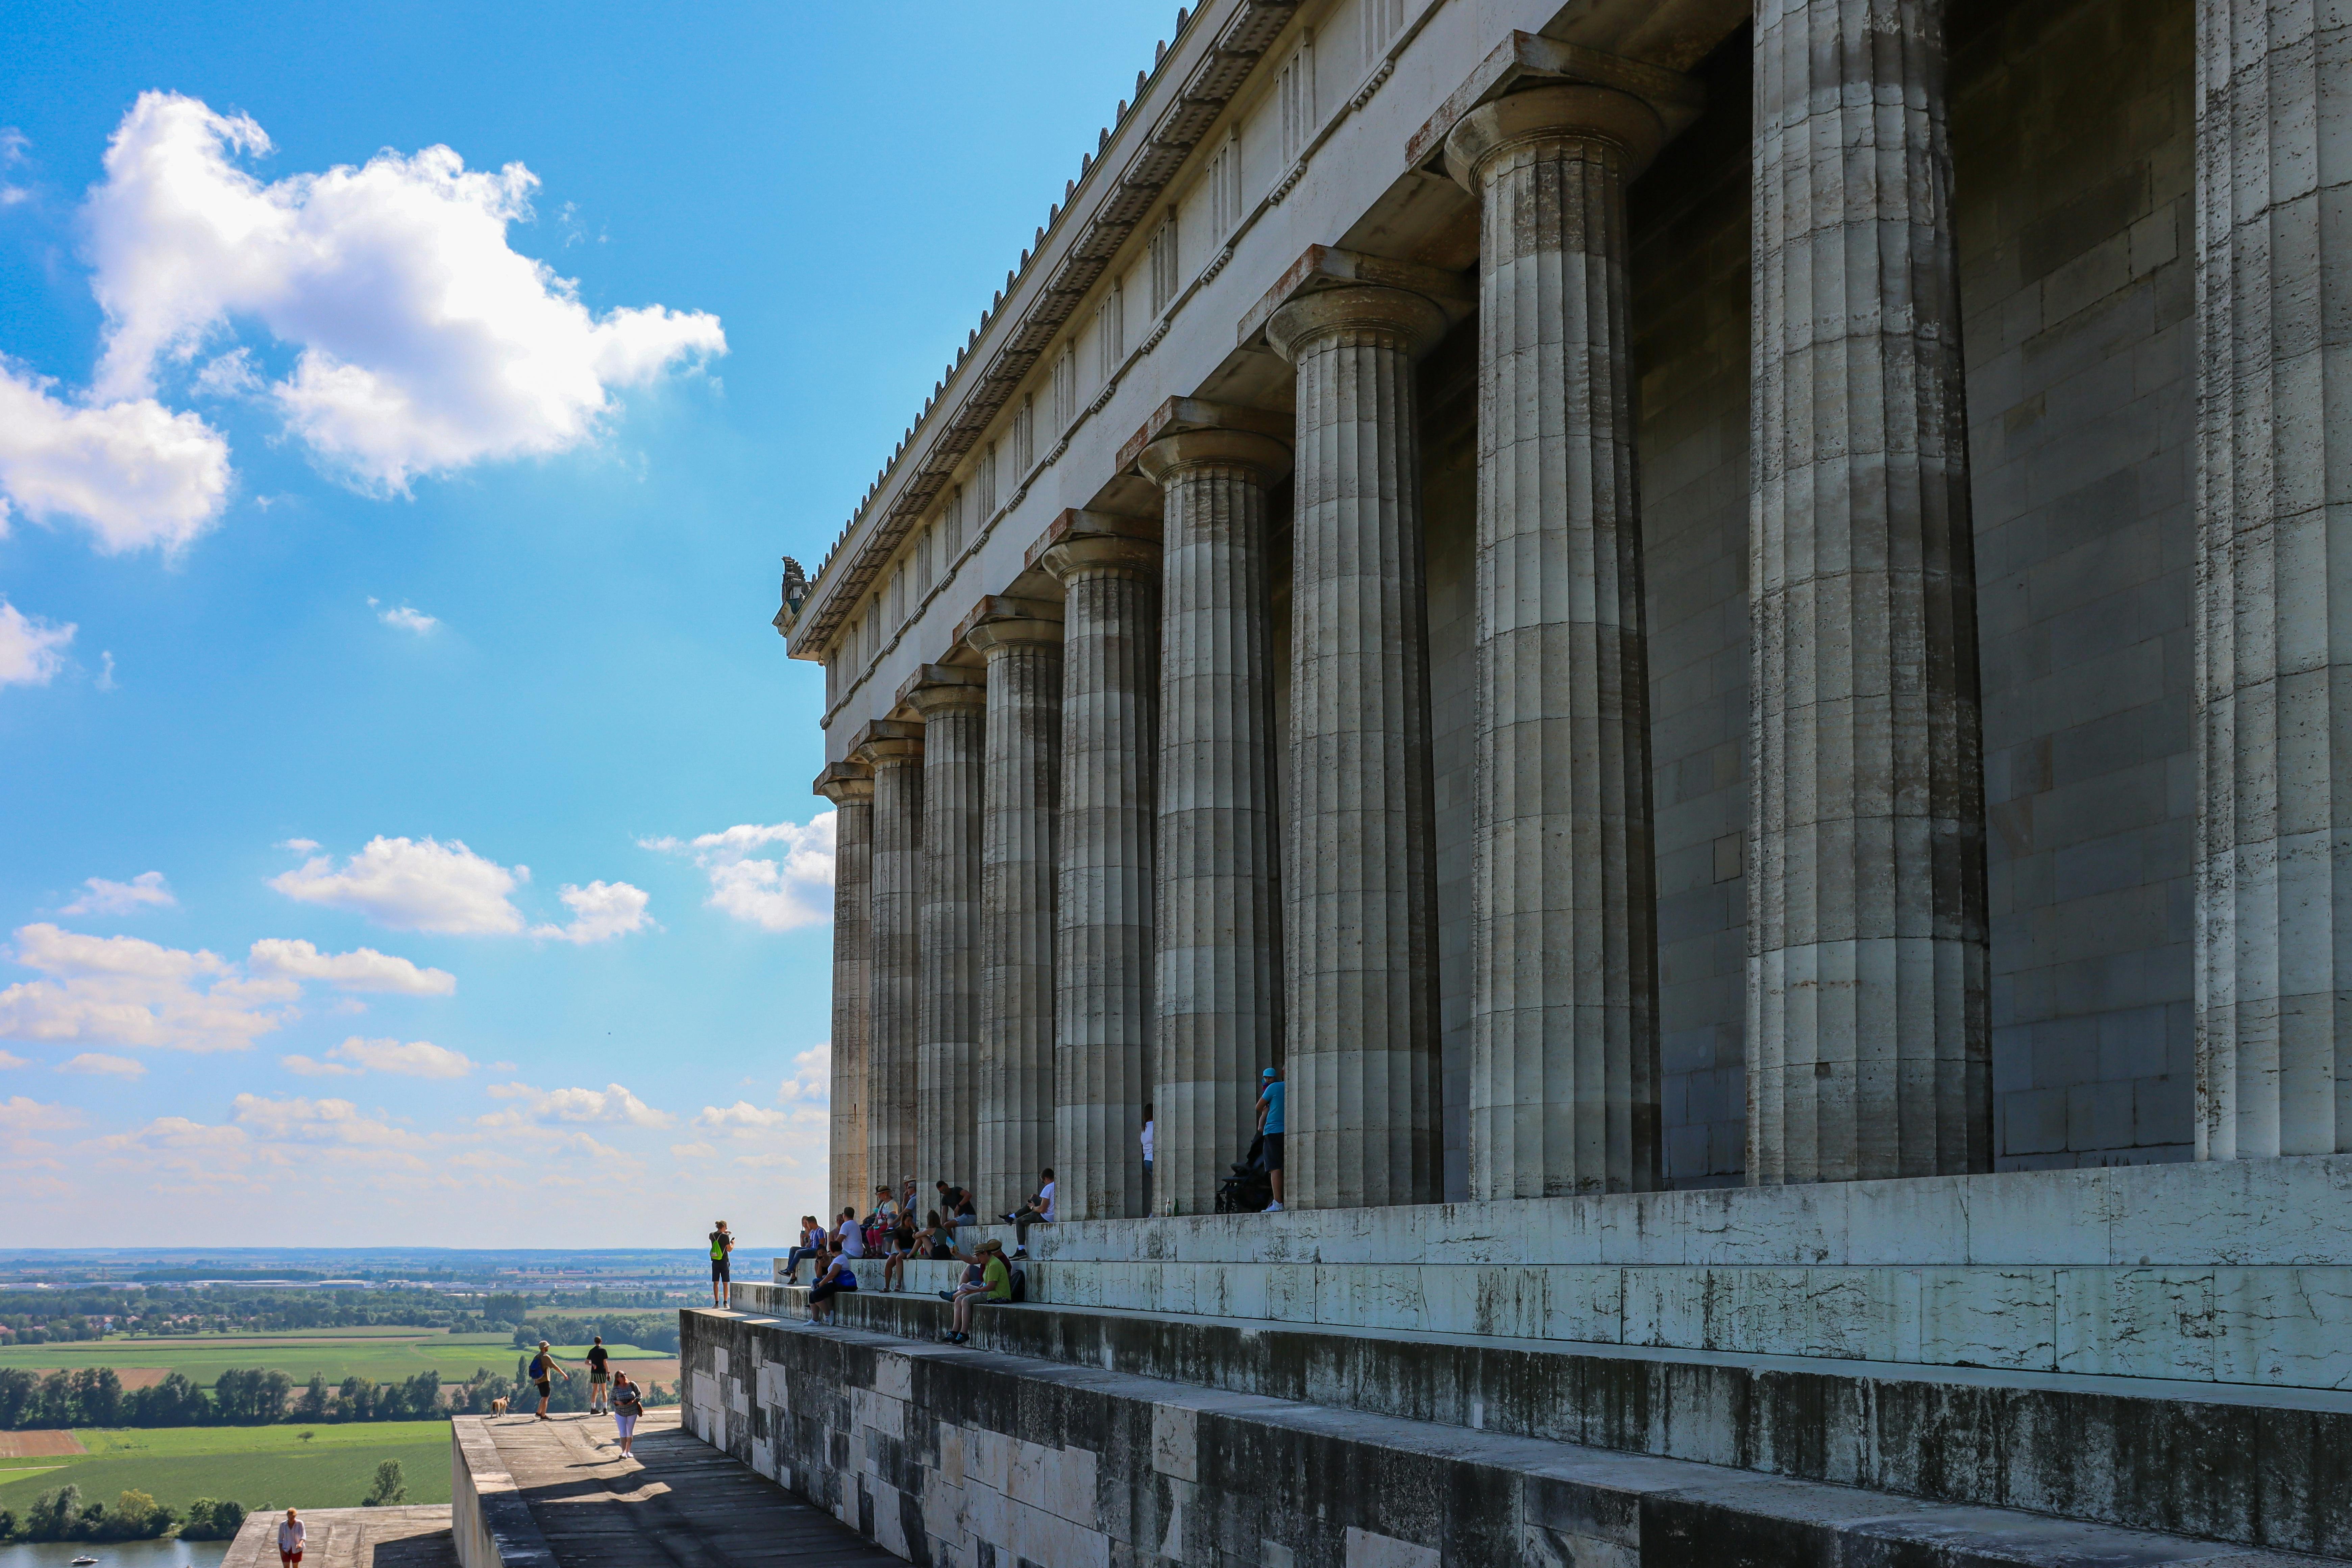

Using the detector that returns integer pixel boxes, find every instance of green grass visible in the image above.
[540,1344,671,1361]
[0,1333,515,1389]
[0,1423,451,1513]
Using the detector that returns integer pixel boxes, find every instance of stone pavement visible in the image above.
[471,1407,896,1568]
[223,1505,456,1568]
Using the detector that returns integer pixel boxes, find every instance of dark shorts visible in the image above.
[1263,1132,1284,1171]
[810,1280,857,1303]
[533,1379,551,1396]
[280,1552,302,1565]
[711,1257,731,1282]
[589,1371,609,1384]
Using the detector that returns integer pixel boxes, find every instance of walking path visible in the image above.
[223,1505,455,1568]
[468,1408,895,1568]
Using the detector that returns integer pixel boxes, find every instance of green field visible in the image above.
[0,1333,517,1388]
[0,1423,452,1513]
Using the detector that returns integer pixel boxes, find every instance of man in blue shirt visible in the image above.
[1255,1067,1285,1212]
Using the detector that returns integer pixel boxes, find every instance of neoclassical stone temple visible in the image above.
[700,1,2352,1563]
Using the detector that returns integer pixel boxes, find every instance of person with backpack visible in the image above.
[807,1250,858,1325]
[1255,1067,1286,1212]
[708,1220,735,1305]
[584,1335,611,1414]
[945,1237,1012,1344]
[609,1370,644,1457]
[526,1340,568,1421]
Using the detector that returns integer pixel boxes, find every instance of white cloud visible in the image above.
[0,1049,27,1069]
[531,880,651,944]
[695,1044,827,1143]
[311,1035,473,1078]
[59,871,177,917]
[246,937,455,996]
[0,923,293,1053]
[372,600,437,634]
[280,1053,359,1077]
[231,1093,427,1153]
[0,357,232,554]
[0,1096,83,1134]
[0,601,76,688]
[86,92,726,492]
[0,128,30,207]
[643,813,836,933]
[59,1051,144,1078]
[480,1080,670,1129]
[269,837,527,934]
[695,1100,791,1135]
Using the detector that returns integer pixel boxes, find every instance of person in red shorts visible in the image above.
[277,1508,306,1567]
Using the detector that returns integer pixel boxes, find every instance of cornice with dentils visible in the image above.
[784,0,1302,662]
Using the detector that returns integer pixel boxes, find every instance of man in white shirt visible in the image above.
[277,1509,306,1566]
[835,1206,867,1259]
[1008,1168,1055,1256]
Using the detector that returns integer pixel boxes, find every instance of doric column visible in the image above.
[814,760,873,1220]
[1038,512,1161,1221]
[1748,1,1990,1181]
[965,598,1064,1216]
[1138,421,1293,1217]
[906,665,987,1197]
[850,721,924,1198]
[1265,288,1448,1209]
[1445,85,1669,1197]
[2195,0,2352,1158]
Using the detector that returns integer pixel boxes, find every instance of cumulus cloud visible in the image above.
[694,1045,827,1144]
[0,602,77,688]
[231,1093,427,1153]
[270,837,528,934]
[0,357,232,554]
[480,1080,671,1129]
[86,92,725,492]
[280,1052,358,1077]
[643,813,836,933]
[0,923,294,1053]
[59,1051,144,1078]
[59,871,177,917]
[287,1035,474,1079]
[82,1115,250,1180]
[246,937,455,995]
[0,1049,27,1069]
[376,603,437,634]
[531,880,652,944]
[0,1096,82,1133]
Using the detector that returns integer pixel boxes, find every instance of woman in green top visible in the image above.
[946,1238,1011,1343]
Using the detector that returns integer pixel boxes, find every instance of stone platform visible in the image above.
[683,1303,2346,1568]
[224,1506,455,1568]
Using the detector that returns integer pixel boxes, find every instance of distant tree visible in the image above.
[338,1375,373,1422]
[23,1484,82,1541]
[128,1371,207,1426]
[297,1373,328,1420]
[0,1368,34,1428]
[70,1367,122,1427]
[99,1489,171,1540]
[180,1499,246,1541]
[255,1369,293,1423]
[0,1506,16,1541]
[34,1371,75,1427]
[362,1460,408,1507]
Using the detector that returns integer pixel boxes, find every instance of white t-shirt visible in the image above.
[279,1520,306,1552]
[839,1223,866,1258]
[1039,1179,1057,1221]
[1141,1121,1154,1162]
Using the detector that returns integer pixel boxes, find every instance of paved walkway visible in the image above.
[223,1506,455,1568]
[475,1408,895,1568]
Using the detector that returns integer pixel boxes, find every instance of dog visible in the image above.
[489,1396,509,1416]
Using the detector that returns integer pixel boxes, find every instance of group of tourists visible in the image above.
[519,1335,646,1456]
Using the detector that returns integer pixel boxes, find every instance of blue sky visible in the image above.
[0,2,1172,1246]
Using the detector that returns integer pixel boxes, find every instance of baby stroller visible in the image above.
[1215,1134,1274,1214]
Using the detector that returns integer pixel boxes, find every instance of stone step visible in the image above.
[727,1281,2352,1557]
[687,1305,2347,1568]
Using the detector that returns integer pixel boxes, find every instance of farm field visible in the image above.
[0,1333,515,1389]
[0,1422,453,1512]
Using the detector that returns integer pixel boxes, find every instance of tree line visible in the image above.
[0,1366,530,1428]
[0,1486,244,1544]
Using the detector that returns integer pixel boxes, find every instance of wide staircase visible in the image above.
[685,1156,2352,1567]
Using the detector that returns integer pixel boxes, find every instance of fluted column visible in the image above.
[908,667,987,1195]
[1041,516,1161,1221]
[1445,85,1667,1197]
[1265,288,1447,1209]
[1748,0,1990,1182]
[1140,428,1293,1216]
[851,721,924,1196]
[2195,0,2352,1158]
[815,760,873,1220]
[967,601,1064,1216]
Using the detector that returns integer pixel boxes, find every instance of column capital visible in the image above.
[1039,535,1161,584]
[812,759,874,806]
[897,662,988,717]
[1266,284,1451,366]
[1137,428,1293,488]
[959,595,1065,659]
[1444,83,1671,188]
[848,717,925,767]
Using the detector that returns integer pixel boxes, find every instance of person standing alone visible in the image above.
[585,1335,610,1414]
[708,1220,734,1306]
[1256,1067,1285,1212]
[277,1508,305,1568]
[610,1370,643,1457]
[526,1341,568,1421]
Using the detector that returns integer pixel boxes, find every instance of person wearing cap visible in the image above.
[1255,1066,1286,1211]
[945,1237,1011,1343]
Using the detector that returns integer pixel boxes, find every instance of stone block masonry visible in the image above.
[684,1307,2335,1568]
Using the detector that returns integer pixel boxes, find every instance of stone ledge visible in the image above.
[450,1416,557,1568]
[710,1294,2352,1554]
[684,1307,2344,1568]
